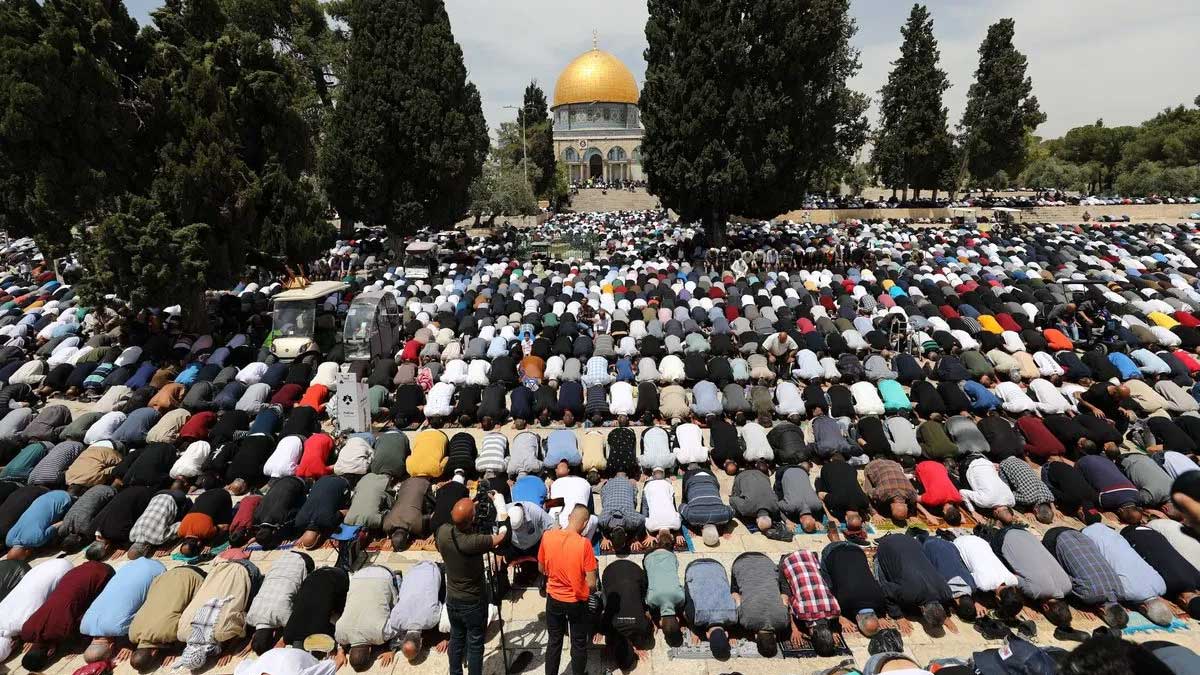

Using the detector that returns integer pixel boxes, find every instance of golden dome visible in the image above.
[552,48,640,107]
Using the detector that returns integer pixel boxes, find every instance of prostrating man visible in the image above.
[600,559,651,671]
[816,457,872,541]
[232,645,337,675]
[1121,523,1200,618]
[282,566,350,649]
[679,465,735,547]
[873,533,951,631]
[599,471,645,553]
[436,498,507,675]
[730,552,791,657]
[174,557,262,671]
[87,484,155,559]
[293,474,351,550]
[1042,458,1102,524]
[731,462,790,540]
[914,459,966,526]
[382,476,433,551]
[127,489,191,558]
[246,551,314,654]
[383,560,444,664]
[539,504,598,675]
[820,534,887,636]
[0,557,73,661]
[178,487,233,558]
[1041,527,1128,629]
[982,524,1081,638]
[911,529,981,622]
[335,564,399,672]
[4,489,72,559]
[127,565,206,670]
[1082,522,1176,626]
[643,549,685,644]
[79,556,165,663]
[18,558,114,671]
[864,457,918,522]
[775,464,825,533]
[779,549,843,655]
[683,558,737,659]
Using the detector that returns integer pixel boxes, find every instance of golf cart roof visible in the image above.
[405,241,438,254]
[273,280,349,302]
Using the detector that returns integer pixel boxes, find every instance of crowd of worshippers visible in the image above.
[7,216,1200,671]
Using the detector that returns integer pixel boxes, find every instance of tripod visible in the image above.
[476,484,531,675]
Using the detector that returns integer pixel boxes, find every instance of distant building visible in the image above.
[551,43,643,183]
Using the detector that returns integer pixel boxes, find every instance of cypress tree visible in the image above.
[872,4,954,200]
[642,0,867,239]
[0,0,144,261]
[960,18,1045,186]
[521,80,557,199]
[320,0,488,239]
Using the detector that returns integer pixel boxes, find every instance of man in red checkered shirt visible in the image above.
[779,549,841,656]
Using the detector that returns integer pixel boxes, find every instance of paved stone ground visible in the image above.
[10,418,1200,675]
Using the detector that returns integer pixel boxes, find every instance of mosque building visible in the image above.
[551,39,644,183]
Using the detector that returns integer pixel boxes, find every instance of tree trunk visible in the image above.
[181,288,210,334]
[901,186,908,202]
[932,188,939,202]
[913,187,921,201]
[891,186,897,199]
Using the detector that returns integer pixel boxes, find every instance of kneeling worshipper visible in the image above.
[383,560,445,664]
[996,456,1056,524]
[173,555,262,672]
[682,558,737,659]
[864,457,918,523]
[1082,522,1177,626]
[1121,522,1200,618]
[177,487,234,558]
[600,559,651,671]
[293,474,352,550]
[4,489,72,559]
[18,557,114,672]
[127,489,192,559]
[779,549,843,656]
[335,564,400,672]
[730,462,790,540]
[127,565,207,670]
[679,465,734,547]
[598,472,645,553]
[820,535,887,636]
[982,523,1084,638]
[873,533,952,631]
[816,457,872,541]
[775,465,826,533]
[283,566,350,649]
[644,548,685,644]
[549,472,598,536]
[343,472,394,532]
[233,645,337,675]
[910,530,979,622]
[246,551,314,655]
[914,459,966,526]
[79,556,166,663]
[0,556,73,661]
[1041,527,1129,629]
[730,552,790,657]
[382,476,433,551]
[640,473,683,550]
[86,484,156,559]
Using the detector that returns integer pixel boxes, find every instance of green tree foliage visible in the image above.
[0,0,145,259]
[467,155,538,226]
[1054,120,1136,193]
[1114,162,1200,198]
[642,0,868,238]
[519,80,558,199]
[960,18,1045,186]
[843,163,873,197]
[83,0,333,320]
[1117,106,1200,173]
[872,4,955,198]
[1018,155,1086,192]
[320,0,488,236]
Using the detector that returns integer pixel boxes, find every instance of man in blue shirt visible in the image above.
[80,556,166,663]
[5,490,72,559]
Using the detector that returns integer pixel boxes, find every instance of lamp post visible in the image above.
[503,104,529,188]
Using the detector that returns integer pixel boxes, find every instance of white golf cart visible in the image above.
[269,280,349,360]
[343,291,403,361]
[402,241,440,280]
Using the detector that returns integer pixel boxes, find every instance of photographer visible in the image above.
[435,497,508,675]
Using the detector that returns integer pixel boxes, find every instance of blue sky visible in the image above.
[123,0,1200,138]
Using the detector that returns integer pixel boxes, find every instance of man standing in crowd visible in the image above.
[436,498,507,675]
[539,504,598,675]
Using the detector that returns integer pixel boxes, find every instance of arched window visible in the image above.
[607,146,627,162]
[632,146,642,162]
[562,147,578,162]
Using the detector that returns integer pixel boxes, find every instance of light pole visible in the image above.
[503,104,529,188]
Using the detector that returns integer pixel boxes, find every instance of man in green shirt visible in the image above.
[435,498,507,675]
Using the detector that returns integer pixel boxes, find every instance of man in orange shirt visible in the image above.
[538,504,598,675]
